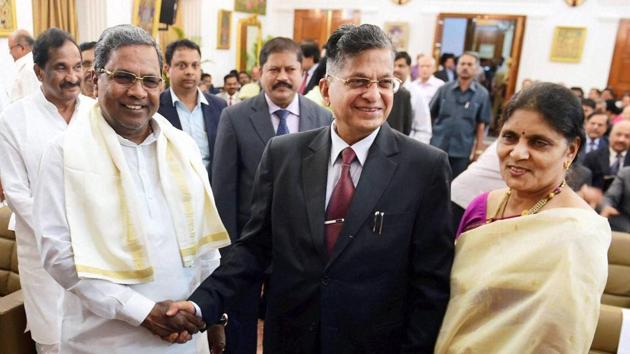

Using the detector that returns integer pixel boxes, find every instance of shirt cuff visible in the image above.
[191,301,203,319]
[121,292,155,327]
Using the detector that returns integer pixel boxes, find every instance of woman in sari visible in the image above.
[435,82,611,354]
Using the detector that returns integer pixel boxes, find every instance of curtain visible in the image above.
[75,0,107,42]
[32,0,79,39]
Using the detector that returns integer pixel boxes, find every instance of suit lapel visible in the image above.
[161,90,182,130]
[302,128,331,262]
[249,93,275,144]
[298,95,316,132]
[326,125,400,269]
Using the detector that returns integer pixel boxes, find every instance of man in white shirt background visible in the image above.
[7,29,41,102]
[393,51,432,144]
[413,55,444,105]
[216,73,241,106]
[0,27,93,354]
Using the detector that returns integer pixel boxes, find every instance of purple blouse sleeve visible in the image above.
[455,192,490,239]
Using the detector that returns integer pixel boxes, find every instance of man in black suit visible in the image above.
[168,24,453,354]
[210,37,332,354]
[158,39,226,180]
[583,120,630,191]
[434,53,457,83]
[579,112,608,158]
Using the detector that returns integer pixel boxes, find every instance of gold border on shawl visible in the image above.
[76,264,154,281]
[179,232,230,257]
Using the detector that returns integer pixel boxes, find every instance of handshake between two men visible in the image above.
[141,300,226,353]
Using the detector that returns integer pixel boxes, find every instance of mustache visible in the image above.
[61,81,80,88]
[272,81,292,90]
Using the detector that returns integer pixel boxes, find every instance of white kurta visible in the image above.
[9,52,41,103]
[404,80,432,144]
[34,121,220,354]
[0,89,93,345]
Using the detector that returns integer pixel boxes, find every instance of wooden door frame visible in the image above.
[608,19,630,97]
[432,13,526,100]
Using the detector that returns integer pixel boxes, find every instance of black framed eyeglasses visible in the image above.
[327,74,401,93]
[98,69,162,90]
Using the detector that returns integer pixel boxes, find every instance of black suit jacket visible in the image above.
[190,124,454,354]
[434,69,456,83]
[583,146,630,190]
[577,137,608,163]
[211,92,332,241]
[388,87,413,135]
[158,89,226,180]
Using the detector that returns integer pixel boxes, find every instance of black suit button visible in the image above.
[321,276,329,286]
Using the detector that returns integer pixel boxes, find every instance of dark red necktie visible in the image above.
[325,147,356,255]
[299,72,308,94]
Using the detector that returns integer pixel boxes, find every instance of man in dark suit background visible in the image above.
[210,37,332,354]
[578,111,608,161]
[434,53,457,83]
[583,120,630,191]
[168,24,453,354]
[158,39,226,180]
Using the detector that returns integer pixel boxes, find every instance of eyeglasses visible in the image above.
[327,74,401,93]
[98,68,162,90]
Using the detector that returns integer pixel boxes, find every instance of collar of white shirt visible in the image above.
[329,121,380,167]
[169,87,208,109]
[117,118,162,147]
[15,52,33,70]
[610,147,626,158]
[265,92,300,117]
[34,86,88,116]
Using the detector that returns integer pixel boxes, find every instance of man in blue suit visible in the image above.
[158,39,226,181]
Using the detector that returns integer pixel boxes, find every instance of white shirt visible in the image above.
[169,87,210,169]
[9,52,41,103]
[34,119,219,353]
[451,141,506,208]
[403,80,432,144]
[412,75,445,106]
[609,147,626,169]
[325,122,379,207]
[265,93,300,134]
[0,89,94,344]
[216,91,241,106]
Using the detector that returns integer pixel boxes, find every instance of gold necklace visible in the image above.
[488,180,566,223]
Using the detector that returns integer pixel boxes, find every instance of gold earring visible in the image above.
[563,161,571,170]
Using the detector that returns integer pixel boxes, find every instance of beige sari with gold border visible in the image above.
[435,208,611,354]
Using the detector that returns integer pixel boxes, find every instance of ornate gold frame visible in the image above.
[132,0,162,38]
[236,15,262,72]
[550,26,587,63]
[0,0,17,37]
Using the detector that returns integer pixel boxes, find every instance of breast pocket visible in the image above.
[372,211,414,236]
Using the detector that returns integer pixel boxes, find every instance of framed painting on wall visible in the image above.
[550,26,587,63]
[132,0,162,38]
[217,10,231,49]
[235,0,266,16]
[0,0,17,37]
[384,22,409,51]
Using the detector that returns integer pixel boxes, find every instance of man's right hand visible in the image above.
[600,206,620,218]
[141,300,206,342]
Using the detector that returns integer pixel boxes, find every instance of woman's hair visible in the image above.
[501,82,585,153]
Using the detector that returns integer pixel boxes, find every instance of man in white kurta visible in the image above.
[394,52,432,144]
[7,30,41,102]
[0,29,93,354]
[33,24,230,354]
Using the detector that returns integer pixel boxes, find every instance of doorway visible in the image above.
[293,9,361,48]
[608,19,630,97]
[433,13,526,130]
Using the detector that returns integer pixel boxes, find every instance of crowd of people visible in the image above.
[0,21,622,354]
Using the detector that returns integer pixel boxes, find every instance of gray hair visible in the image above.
[460,51,480,65]
[94,24,163,72]
[326,24,395,75]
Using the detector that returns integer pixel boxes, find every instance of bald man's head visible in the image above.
[8,29,34,61]
[610,120,630,154]
[418,55,437,82]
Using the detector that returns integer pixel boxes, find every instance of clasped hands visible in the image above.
[141,300,225,352]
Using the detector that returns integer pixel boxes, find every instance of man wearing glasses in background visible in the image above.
[7,29,40,102]
[33,24,230,353]
[168,24,454,354]
[0,28,94,354]
[79,41,97,98]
